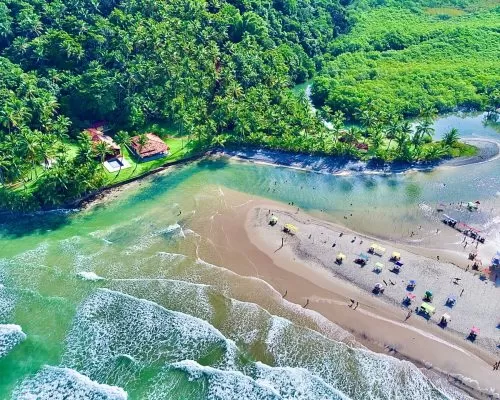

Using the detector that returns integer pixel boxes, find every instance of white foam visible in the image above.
[0,324,26,358]
[13,366,127,399]
[150,360,282,400]
[77,271,105,281]
[63,289,238,383]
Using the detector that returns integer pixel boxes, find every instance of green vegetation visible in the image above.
[0,0,348,211]
[0,0,494,211]
[312,1,500,120]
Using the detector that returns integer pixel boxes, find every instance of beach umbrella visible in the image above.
[441,313,451,323]
[283,224,298,234]
[391,251,401,260]
[375,262,384,270]
[409,279,416,286]
[420,302,435,315]
[470,326,480,335]
[336,253,346,261]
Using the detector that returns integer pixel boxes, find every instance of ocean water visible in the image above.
[0,114,498,399]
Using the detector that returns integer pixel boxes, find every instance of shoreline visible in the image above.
[242,205,500,397]
[218,138,499,176]
[186,187,499,398]
[2,137,498,217]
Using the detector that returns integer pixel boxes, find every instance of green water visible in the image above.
[0,113,498,399]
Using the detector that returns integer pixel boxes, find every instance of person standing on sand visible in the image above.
[460,288,464,297]
[354,301,359,310]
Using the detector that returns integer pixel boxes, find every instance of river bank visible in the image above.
[218,138,499,175]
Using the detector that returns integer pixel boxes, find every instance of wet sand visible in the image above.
[191,189,500,398]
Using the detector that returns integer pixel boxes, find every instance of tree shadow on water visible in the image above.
[0,211,72,238]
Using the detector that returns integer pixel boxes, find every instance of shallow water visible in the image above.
[0,114,499,399]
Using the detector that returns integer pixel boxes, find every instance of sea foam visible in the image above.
[0,324,26,358]
[63,289,238,385]
[13,366,127,399]
[77,271,105,281]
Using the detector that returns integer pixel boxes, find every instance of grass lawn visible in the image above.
[103,137,198,185]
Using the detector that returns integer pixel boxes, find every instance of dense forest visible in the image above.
[0,0,348,209]
[312,0,500,120]
[0,0,497,211]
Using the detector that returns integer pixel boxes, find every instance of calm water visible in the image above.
[0,114,498,399]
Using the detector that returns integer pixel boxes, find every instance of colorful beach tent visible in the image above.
[420,303,435,315]
[358,253,369,261]
[369,243,386,254]
[441,313,451,323]
[470,326,480,335]
[284,224,298,234]
[492,251,500,266]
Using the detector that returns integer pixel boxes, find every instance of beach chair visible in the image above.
[407,280,416,290]
[445,295,456,307]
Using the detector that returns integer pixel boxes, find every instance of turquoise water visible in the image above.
[0,114,498,399]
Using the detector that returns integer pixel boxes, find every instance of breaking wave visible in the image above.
[59,287,449,400]
[0,324,26,358]
[12,366,127,399]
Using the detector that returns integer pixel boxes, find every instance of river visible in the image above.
[0,113,498,399]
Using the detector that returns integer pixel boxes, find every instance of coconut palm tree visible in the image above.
[415,119,434,143]
[94,141,112,166]
[113,131,131,179]
[442,128,460,146]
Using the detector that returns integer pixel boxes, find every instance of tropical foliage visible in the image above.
[312,1,500,121]
[0,0,348,210]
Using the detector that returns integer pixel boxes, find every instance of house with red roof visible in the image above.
[130,133,169,161]
[86,127,121,160]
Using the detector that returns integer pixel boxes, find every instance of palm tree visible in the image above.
[76,132,95,166]
[113,131,131,179]
[370,130,385,154]
[384,115,400,150]
[415,119,434,143]
[94,141,111,166]
[132,134,148,174]
[425,145,448,161]
[442,128,460,147]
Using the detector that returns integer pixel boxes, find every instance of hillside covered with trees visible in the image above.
[0,0,496,211]
[312,0,500,121]
[0,0,349,209]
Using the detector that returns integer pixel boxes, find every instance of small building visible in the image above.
[130,133,169,161]
[86,127,121,160]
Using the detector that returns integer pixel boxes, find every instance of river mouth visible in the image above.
[1,114,499,399]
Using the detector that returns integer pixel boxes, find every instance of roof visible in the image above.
[420,303,435,313]
[130,133,169,158]
[284,224,298,233]
[86,129,120,151]
[370,243,386,253]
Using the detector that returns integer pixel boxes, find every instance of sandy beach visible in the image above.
[245,205,500,395]
[187,187,500,398]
